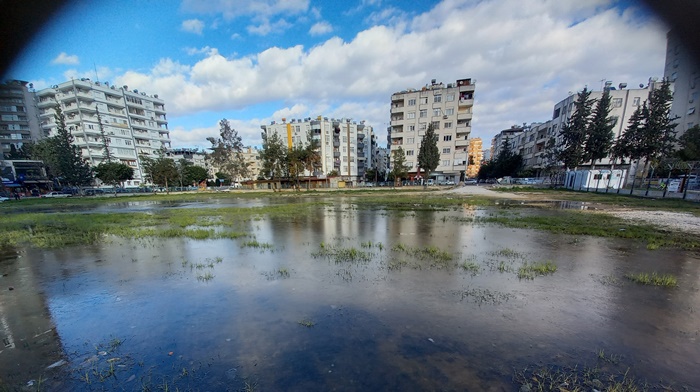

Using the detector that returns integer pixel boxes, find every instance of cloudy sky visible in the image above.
[5,0,669,149]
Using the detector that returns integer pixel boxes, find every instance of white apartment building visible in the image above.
[260,117,374,182]
[664,30,698,138]
[165,148,207,168]
[0,80,41,157]
[36,79,170,186]
[389,78,475,182]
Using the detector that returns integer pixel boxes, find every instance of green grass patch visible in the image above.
[625,272,677,287]
[517,261,557,280]
[241,240,274,249]
[313,244,373,263]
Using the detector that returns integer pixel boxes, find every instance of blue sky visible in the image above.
[5,0,668,150]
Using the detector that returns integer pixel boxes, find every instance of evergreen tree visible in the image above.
[558,87,594,169]
[613,80,678,173]
[36,105,93,187]
[206,119,248,181]
[97,107,112,162]
[4,143,31,160]
[677,125,700,161]
[258,131,287,180]
[390,146,410,186]
[417,123,440,181]
[584,89,615,168]
[140,155,178,192]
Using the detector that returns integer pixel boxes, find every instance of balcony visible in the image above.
[458,98,474,107]
[37,98,56,108]
[390,106,404,115]
[455,125,470,135]
[455,138,469,147]
[333,151,340,158]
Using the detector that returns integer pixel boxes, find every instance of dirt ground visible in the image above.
[447,185,700,236]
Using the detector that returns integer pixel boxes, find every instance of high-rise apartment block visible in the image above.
[260,117,373,182]
[389,78,475,182]
[664,30,698,138]
[0,80,41,157]
[36,79,170,186]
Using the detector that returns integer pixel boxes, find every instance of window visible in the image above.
[431,121,440,129]
[406,150,414,156]
[444,122,452,128]
[632,97,641,106]
[408,125,415,132]
[671,72,678,81]
[419,109,427,118]
[419,123,427,130]
[443,135,452,141]
[408,98,416,106]
[407,112,415,119]
[420,97,428,104]
[342,136,347,142]
[446,94,455,102]
[442,148,451,154]
[612,98,623,108]
[445,108,454,115]
[407,137,415,144]
[434,95,442,103]
[553,108,561,119]
[433,108,441,116]
[442,160,450,167]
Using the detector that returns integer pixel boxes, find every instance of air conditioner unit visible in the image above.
[443,115,448,119]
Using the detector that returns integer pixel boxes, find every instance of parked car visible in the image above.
[41,191,72,198]
[445,180,455,185]
[84,189,105,196]
[0,196,10,202]
[464,179,478,185]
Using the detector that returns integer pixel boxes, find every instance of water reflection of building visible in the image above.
[0,250,64,386]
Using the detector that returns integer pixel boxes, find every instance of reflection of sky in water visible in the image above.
[4,203,699,390]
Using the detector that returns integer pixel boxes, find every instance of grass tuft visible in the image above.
[625,272,677,287]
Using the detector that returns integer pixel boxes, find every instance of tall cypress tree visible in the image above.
[584,89,615,168]
[417,123,440,180]
[558,87,594,169]
[51,104,93,187]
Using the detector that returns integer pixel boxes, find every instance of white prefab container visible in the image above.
[565,169,626,190]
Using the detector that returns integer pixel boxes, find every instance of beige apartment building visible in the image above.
[389,78,475,182]
[260,116,374,183]
[241,146,261,180]
[36,79,170,186]
[664,30,698,138]
[466,138,483,178]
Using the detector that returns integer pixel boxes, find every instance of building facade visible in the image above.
[466,138,483,178]
[36,79,170,186]
[389,78,475,182]
[260,117,374,182]
[165,148,207,170]
[241,146,261,180]
[664,30,698,138]
[0,80,41,158]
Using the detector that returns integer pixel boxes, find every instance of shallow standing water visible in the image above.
[0,199,699,391]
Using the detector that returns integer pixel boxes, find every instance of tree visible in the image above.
[31,105,93,187]
[4,143,31,160]
[584,89,615,168]
[417,123,440,183]
[613,80,678,175]
[477,137,523,180]
[97,108,112,162]
[141,155,178,192]
[206,119,249,181]
[258,131,287,181]
[540,136,563,186]
[183,165,209,186]
[390,146,410,186]
[677,125,700,161]
[95,161,133,192]
[558,87,594,169]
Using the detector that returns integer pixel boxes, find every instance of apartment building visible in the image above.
[491,124,527,158]
[36,79,170,186]
[260,117,374,182]
[165,148,207,168]
[389,78,475,182]
[372,147,390,179]
[241,146,261,180]
[0,80,41,157]
[664,29,699,138]
[466,138,483,178]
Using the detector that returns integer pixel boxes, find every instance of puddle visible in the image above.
[0,202,698,390]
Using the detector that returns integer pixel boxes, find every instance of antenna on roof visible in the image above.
[94,62,99,82]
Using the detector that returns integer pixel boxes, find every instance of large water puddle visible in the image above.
[0,201,698,390]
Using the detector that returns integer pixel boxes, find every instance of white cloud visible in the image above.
[51,52,79,65]
[181,0,309,20]
[120,0,666,148]
[309,21,332,36]
[181,19,205,35]
[247,18,292,36]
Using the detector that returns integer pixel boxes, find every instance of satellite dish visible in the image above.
[639,84,644,88]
